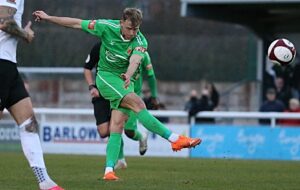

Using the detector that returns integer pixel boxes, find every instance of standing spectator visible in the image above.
[184,89,199,113]
[142,88,168,123]
[274,76,293,108]
[185,82,219,124]
[204,82,219,110]
[291,61,300,99]
[142,88,159,110]
[259,88,285,125]
[279,98,300,127]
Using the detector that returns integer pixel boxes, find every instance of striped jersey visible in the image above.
[81,19,148,76]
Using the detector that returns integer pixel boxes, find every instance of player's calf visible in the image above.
[19,116,63,190]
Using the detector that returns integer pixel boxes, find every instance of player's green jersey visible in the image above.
[81,19,148,76]
[134,52,155,96]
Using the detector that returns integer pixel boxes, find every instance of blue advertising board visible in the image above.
[190,125,300,161]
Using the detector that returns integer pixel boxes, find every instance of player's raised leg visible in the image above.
[8,98,63,190]
[121,93,202,151]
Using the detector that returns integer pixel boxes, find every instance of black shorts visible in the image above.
[0,59,29,111]
[92,95,111,125]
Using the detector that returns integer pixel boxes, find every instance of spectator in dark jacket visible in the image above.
[185,82,219,124]
[259,88,285,125]
[274,76,293,108]
[204,82,219,110]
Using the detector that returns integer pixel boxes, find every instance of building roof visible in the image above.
[181,0,300,35]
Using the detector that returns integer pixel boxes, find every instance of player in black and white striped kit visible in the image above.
[0,1,63,190]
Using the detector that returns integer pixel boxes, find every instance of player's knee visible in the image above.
[98,129,109,138]
[136,100,146,109]
[125,130,135,138]
[19,116,39,133]
[98,123,110,138]
[99,133,109,138]
[131,97,146,112]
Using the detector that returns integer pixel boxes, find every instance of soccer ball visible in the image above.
[267,38,296,66]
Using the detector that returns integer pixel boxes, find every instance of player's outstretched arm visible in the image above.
[121,54,142,88]
[33,10,82,29]
[0,6,34,43]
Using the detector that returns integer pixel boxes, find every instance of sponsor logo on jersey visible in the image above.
[88,20,96,30]
[6,0,16,4]
[105,50,119,63]
[110,41,115,46]
[134,46,147,53]
[127,48,132,55]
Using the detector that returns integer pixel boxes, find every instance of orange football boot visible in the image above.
[103,172,119,181]
[171,135,202,151]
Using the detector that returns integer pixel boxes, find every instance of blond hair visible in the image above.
[289,98,300,107]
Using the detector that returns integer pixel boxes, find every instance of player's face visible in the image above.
[120,19,139,40]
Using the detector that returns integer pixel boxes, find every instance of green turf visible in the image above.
[0,152,299,190]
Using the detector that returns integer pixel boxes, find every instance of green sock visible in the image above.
[125,113,142,141]
[132,129,142,141]
[106,133,121,168]
[136,109,171,139]
[118,137,124,160]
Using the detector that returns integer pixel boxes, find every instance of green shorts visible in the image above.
[96,71,133,114]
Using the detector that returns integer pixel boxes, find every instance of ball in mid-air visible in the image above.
[268,38,296,66]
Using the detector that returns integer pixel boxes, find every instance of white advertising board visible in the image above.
[40,122,189,157]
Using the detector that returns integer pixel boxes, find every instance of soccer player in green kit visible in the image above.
[84,42,158,168]
[33,8,202,181]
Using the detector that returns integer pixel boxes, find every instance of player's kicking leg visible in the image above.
[121,93,202,151]
[103,94,201,181]
[8,98,64,190]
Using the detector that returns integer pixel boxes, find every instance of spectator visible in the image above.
[185,83,219,124]
[259,88,285,125]
[142,88,168,122]
[142,89,159,110]
[279,98,300,127]
[184,89,199,112]
[291,61,300,99]
[274,76,293,108]
[204,82,219,110]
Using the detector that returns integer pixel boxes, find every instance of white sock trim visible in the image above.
[105,167,114,174]
[168,133,179,143]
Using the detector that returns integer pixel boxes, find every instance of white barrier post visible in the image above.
[270,117,276,128]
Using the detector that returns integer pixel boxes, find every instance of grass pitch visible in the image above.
[0,152,299,190]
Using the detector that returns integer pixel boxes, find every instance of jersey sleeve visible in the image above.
[142,52,157,97]
[0,0,17,8]
[84,42,101,70]
[143,52,155,77]
[81,19,107,37]
[132,32,148,59]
